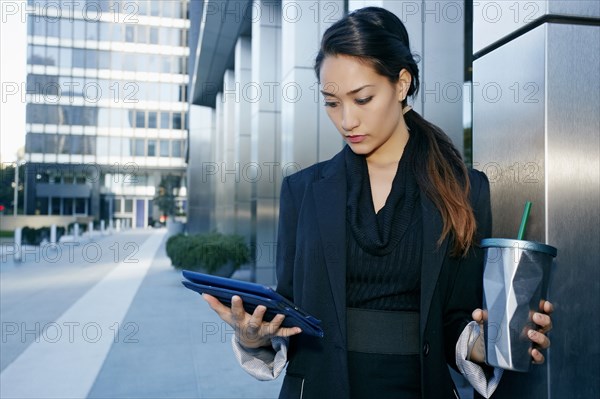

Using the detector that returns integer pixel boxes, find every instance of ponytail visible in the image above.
[405,109,477,257]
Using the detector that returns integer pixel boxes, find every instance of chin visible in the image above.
[346,143,373,155]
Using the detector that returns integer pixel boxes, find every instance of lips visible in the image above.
[346,135,366,143]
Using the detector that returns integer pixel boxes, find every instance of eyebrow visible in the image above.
[320,85,374,97]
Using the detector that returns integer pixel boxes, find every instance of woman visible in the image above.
[204,6,553,399]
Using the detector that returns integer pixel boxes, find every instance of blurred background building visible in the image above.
[22,0,190,228]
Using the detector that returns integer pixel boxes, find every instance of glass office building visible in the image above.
[23,0,189,228]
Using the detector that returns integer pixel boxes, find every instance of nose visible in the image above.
[341,105,360,132]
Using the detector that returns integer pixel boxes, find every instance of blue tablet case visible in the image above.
[181,270,324,338]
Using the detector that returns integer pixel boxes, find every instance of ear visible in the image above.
[396,68,412,102]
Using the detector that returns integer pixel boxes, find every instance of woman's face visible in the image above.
[319,55,411,161]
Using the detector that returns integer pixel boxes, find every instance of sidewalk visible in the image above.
[0,229,282,398]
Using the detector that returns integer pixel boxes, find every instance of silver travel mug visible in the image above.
[480,238,557,372]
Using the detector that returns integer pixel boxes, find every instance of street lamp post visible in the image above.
[13,160,19,216]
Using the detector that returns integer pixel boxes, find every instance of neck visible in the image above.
[366,126,410,168]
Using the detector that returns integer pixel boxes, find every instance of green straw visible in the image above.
[517,201,532,240]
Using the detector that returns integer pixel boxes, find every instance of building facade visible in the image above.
[23,0,190,228]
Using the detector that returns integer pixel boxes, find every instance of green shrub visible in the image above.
[21,226,50,245]
[166,232,250,275]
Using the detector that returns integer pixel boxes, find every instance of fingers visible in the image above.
[472,308,483,323]
[471,308,488,324]
[529,347,546,364]
[540,299,554,314]
[202,294,302,346]
[528,329,550,349]
[202,294,233,322]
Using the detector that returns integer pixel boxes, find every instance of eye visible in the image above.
[355,96,373,105]
[324,101,339,108]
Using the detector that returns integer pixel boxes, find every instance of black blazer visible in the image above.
[274,147,492,399]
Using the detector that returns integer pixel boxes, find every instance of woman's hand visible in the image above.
[470,300,554,365]
[203,294,302,349]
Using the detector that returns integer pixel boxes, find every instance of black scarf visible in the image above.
[345,133,419,256]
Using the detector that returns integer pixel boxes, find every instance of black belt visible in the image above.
[346,308,420,355]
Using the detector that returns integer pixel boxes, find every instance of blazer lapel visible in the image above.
[419,191,449,337]
[312,150,348,342]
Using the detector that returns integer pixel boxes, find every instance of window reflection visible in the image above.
[160,140,169,156]
[46,20,59,37]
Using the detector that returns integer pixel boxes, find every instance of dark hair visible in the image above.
[315,7,476,257]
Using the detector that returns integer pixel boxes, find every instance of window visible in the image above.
[172,113,182,129]
[134,138,145,156]
[151,1,160,16]
[59,47,72,68]
[149,27,158,44]
[114,198,122,212]
[98,50,110,69]
[46,46,59,66]
[73,19,86,39]
[46,20,59,37]
[111,51,122,70]
[135,111,145,128]
[172,140,182,157]
[26,133,45,153]
[148,54,159,73]
[97,136,109,156]
[28,45,46,65]
[63,198,73,215]
[147,140,156,156]
[159,27,170,45]
[58,134,70,154]
[87,21,99,41]
[160,112,170,129]
[70,135,83,154]
[162,2,174,18]
[51,198,61,215]
[138,0,148,16]
[84,136,95,155]
[174,1,184,18]
[148,112,157,128]
[73,48,86,68]
[99,22,111,41]
[75,198,86,214]
[161,55,172,73]
[125,26,135,42]
[124,199,133,212]
[27,17,34,35]
[26,104,46,124]
[60,18,72,39]
[137,25,147,44]
[85,49,98,69]
[45,134,58,153]
[123,54,136,71]
[111,24,123,41]
[160,140,169,157]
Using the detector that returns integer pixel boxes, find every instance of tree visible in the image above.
[153,175,179,218]
[0,163,24,214]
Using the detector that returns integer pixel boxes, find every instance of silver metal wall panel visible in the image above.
[545,23,600,399]
[474,1,599,54]
[474,21,600,398]
[473,25,547,243]
[187,105,216,234]
[251,0,281,285]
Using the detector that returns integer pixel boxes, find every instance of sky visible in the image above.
[0,0,28,164]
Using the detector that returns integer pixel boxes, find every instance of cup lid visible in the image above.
[480,238,557,257]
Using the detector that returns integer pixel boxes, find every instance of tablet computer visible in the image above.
[181,270,324,337]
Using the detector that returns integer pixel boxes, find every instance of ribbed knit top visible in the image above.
[344,134,423,311]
